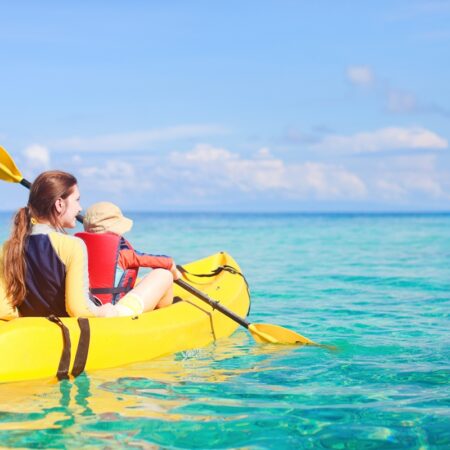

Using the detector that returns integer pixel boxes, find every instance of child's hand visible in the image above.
[170,262,182,280]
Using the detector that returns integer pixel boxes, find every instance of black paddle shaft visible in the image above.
[20,178,31,188]
[174,279,250,329]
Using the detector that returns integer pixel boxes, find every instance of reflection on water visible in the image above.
[1,326,448,448]
[0,331,311,448]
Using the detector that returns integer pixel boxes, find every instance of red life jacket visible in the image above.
[75,232,138,305]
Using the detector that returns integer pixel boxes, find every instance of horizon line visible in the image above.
[1,209,449,215]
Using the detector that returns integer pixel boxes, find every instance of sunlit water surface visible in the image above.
[0,212,449,449]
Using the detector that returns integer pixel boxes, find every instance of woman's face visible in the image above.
[55,184,82,229]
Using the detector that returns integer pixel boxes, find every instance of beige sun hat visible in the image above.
[83,202,133,235]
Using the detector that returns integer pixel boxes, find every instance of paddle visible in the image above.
[0,145,319,345]
[0,145,85,223]
[0,145,31,188]
[174,277,316,344]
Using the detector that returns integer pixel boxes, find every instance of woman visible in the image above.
[1,170,175,318]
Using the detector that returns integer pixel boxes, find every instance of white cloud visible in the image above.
[372,154,447,200]
[345,65,420,115]
[386,89,418,113]
[406,174,443,196]
[312,127,448,153]
[299,162,367,198]
[375,179,407,200]
[346,65,449,118]
[23,144,50,169]
[257,147,271,158]
[376,173,444,199]
[346,65,375,87]
[384,154,438,171]
[61,142,450,209]
[51,124,228,152]
[79,159,151,194]
[176,144,237,163]
[171,144,367,199]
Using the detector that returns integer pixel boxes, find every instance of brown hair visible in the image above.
[2,170,78,306]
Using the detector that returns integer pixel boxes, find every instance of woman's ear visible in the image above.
[55,198,65,214]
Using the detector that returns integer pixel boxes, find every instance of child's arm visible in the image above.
[118,248,173,270]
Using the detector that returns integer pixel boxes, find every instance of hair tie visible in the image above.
[24,205,36,225]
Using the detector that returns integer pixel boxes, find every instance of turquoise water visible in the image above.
[0,212,449,449]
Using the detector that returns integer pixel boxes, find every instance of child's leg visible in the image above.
[154,281,173,309]
[122,269,173,312]
[96,269,174,317]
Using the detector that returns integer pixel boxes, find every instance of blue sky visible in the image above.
[1,1,450,212]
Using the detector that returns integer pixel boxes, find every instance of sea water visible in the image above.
[0,212,449,449]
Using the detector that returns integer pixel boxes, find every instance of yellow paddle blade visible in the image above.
[249,323,316,345]
[248,324,279,344]
[0,146,23,183]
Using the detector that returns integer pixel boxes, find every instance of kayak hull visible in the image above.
[0,252,250,384]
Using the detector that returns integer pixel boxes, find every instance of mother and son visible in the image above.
[0,170,181,319]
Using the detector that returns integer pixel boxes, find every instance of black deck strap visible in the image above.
[71,318,90,377]
[47,315,71,381]
[177,264,252,316]
[177,264,248,284]
[177,265,224,278]
[219,265,251,313]
[182,298,217,341]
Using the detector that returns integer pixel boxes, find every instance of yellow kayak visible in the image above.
[0,252,250,384]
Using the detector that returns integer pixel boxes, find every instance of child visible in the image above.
[76,202,180,316]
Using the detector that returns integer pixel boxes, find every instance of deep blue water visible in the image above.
[0,212,449,449]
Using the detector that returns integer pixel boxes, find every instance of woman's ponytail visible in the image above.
[2,206,33,306]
